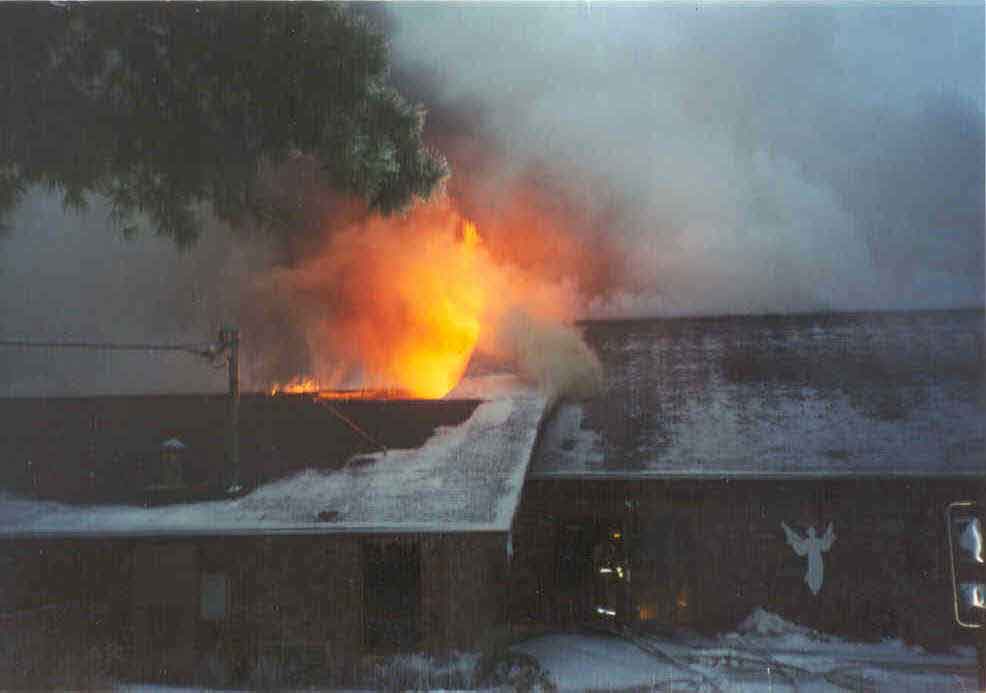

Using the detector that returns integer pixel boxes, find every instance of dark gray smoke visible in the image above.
[385,3,984,316]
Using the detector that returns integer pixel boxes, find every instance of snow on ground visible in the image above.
[115,687,201,693]
[111,611,978,691]
[515,633,685,690]
[0,377,547,535]
[513,610,979,691]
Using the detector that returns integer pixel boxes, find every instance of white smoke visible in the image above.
[493,309,603,403]
[388,3,984,316]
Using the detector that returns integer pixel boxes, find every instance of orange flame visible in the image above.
[276,207,491,399]
[378,218,484,398]
[269,377,410,400]
[264,187,607,400]
[269,376,320,396]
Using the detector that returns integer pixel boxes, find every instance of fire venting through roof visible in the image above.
[0,4,980,402]
[258,197,605,401]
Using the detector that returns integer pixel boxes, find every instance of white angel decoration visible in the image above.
[781,521,835,596]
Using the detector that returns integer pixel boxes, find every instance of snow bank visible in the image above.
[113,612,978,691]
[712,609,977,690]
[514,612,978,691]
[724,608,978,668]
[736,608,832,640]
[362,651,480,690]
[728,608,951,660]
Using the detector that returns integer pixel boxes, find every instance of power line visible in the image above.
[318,399,388,455]
[0,339,217,353]
[2,329,243,492]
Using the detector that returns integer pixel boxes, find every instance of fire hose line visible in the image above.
[713,640,815,691]
[822,666,881,692]
[623,626,874,693]
[627,634,724,692]
[647,637,886,693]
[716,639,977,690]
[586,623,724,693]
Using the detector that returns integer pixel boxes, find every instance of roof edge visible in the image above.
[0,523,513,540]
[527,470,986,481]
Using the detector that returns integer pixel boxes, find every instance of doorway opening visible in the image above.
[363,540,420,651]
[556,518,629,626]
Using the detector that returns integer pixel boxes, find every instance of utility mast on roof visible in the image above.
[219,326,241,495]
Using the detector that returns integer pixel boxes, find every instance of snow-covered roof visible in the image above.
[0,377,547,537]
[533,310,985,478]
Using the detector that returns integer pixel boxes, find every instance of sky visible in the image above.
[0,2,982,395]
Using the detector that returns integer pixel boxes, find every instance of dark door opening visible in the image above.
[556,519,629,626]
[363,540,420,651]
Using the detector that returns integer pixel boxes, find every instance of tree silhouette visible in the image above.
[0,3,447,246]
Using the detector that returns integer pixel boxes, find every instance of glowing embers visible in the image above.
[269,377,319,395]
[268,378,411,400]
[637,603,658,622]
[315,388,411,401]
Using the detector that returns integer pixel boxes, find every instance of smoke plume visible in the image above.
[386,3,984,316]
[1,4,982,397]
[494,310,604,402]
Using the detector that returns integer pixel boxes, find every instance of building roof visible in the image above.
[2,310,981,537]
[0,393,482,503]
[532,310,985,479]
[0,377,547,537]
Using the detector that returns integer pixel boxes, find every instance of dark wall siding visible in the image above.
[0,531,507,685]
[419,533,509,651]
[512,477,985,649]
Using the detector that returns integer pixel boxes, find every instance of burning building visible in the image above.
[513,310,985,646]
[0,381,543,686]
[0,1,981,687]
[0,309,983,686]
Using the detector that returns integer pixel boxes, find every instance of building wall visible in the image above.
[0,538,135,687]
[132,542,198,679]
[418,533,510,651]
[512,477,984,649]
[1,531,508,686]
